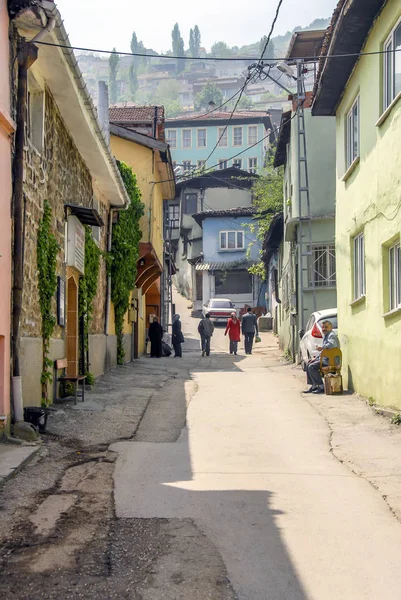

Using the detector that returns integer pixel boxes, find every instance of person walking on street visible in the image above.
[241,307,258,355]
[304,320,340,394]
[148,317,163,358]
[172,314,184,358]
[225,312,241,355]
[198,313,214,357]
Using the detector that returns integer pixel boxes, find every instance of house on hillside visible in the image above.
[167,167,258,310]
[267,30,337,360]
[8,1,130,409]
[165,110,281,175]
[109,123,175,353]
[312,0,401,408]
[192,207,262,311]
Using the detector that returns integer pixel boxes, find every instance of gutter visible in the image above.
[39,0,130,208]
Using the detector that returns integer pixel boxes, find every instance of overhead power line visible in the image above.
[35,40,401,62]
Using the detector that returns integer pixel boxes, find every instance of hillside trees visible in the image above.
[194,82,223,110]
[109,49,119,104]
[172,23,185,73]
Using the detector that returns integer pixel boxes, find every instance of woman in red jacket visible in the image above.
[225,312,241,355]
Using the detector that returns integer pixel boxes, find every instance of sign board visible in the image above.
[67,215,85,274]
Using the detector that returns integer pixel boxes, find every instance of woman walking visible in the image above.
[148,317,163,358]
[224,312,241,355]
[172,314,184,358]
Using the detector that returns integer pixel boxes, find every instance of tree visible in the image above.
[259,36,275,60]
[189,25,201,57]
[129,62,138,99]
[172,22,185,73]
[247,151,284,277]
[109,48,119,104]
[210,41,233,58]
[194,82,223,110]
[189,28,195,57]
[152,80,182,118]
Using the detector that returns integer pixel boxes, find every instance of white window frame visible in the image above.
[197,128,207,148]
[233,126,243,146]
[168,204,180,229]
[389,241,401,311]
[232,159,242,169]
[219,230,245,251]
[383,17,401,111]
[218,127,228,147]
[353,232,366,300]
[248,157,258,173]
[248,125,257,145]
[167,129,177,148]
[308,244,336,288]
[346,95,360,169]
[182,129,192,148]
[182,160,192,172]
[218,159,228,170]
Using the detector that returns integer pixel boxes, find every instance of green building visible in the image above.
[313,0,401,408]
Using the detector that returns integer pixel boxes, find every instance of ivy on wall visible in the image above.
[79,225,101,376]
[37,200,60,405]
[110,161,144,364]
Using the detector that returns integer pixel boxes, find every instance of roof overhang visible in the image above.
[273,111,292,168]
[12,0,130,207]
[286,30,326,60]
[65,203,104,226]
[312,0,387,116]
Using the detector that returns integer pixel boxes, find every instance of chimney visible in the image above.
[97,80,110,145]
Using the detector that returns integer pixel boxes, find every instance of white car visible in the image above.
[202,298,236,322]
[299,309,338,370]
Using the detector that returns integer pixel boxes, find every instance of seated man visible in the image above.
[304,320,340,395]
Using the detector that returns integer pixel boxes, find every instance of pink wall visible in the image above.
[0,0,13,427]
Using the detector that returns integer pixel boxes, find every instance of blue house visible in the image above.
[165,110,281,175]
[192,207,263,310]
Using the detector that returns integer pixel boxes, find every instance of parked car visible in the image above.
[202,298,236,322]
[299,309,338,370]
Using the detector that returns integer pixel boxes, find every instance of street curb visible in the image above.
[0,444,41,487]
[372,406,401,420]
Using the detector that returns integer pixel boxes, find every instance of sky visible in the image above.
[55,0,337,55]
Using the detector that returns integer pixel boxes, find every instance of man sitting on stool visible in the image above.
[304,320,340,395]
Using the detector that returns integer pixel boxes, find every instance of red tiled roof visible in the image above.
[167,111,271,122]
[109,104,165,123]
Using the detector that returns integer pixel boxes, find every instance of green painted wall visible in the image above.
[335,0,401,408]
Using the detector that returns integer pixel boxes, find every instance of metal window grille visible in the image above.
[309,245,336,288]
[168,205,180,229]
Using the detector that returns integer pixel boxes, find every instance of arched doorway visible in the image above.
[67,276,78,377]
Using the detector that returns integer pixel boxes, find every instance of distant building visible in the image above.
[109,104,165,140]
[166,110,281,175]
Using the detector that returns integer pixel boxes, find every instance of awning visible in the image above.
[195,260,255,271]
[65,203,104,227]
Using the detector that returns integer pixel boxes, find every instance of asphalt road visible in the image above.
[113,296,401,600]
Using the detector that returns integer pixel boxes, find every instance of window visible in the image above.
[233,126,243,146]
[197,129,207,147]
[219,230,245,250]
[184,193,197,214]
[309,245,336,287]
[384,19,401,110]
[182,129,192,148]
[218,159,228,170]
[248,125,257,145]
[168,204,180,229]
[248,157,258,173]
[346,96,360,168]
[232,159,242,169]
[353,233,365,300]
[27,76,44,153]
[218,127,228,147]
[182,161,192,172]
[210,300,235,309]
[215,270,252,294]
[389,241,401,310]
[197,160,206,170]
[167,130,177,148]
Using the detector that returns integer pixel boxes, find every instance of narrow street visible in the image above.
[2,292,401,599]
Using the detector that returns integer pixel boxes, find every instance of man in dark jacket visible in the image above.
[241,307,258,355]
[198,313,214,356]
[172,314,184,358]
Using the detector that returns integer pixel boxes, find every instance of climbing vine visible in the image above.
[110,161,144,364]
[79,225,101,378]
[37,200,60,405]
